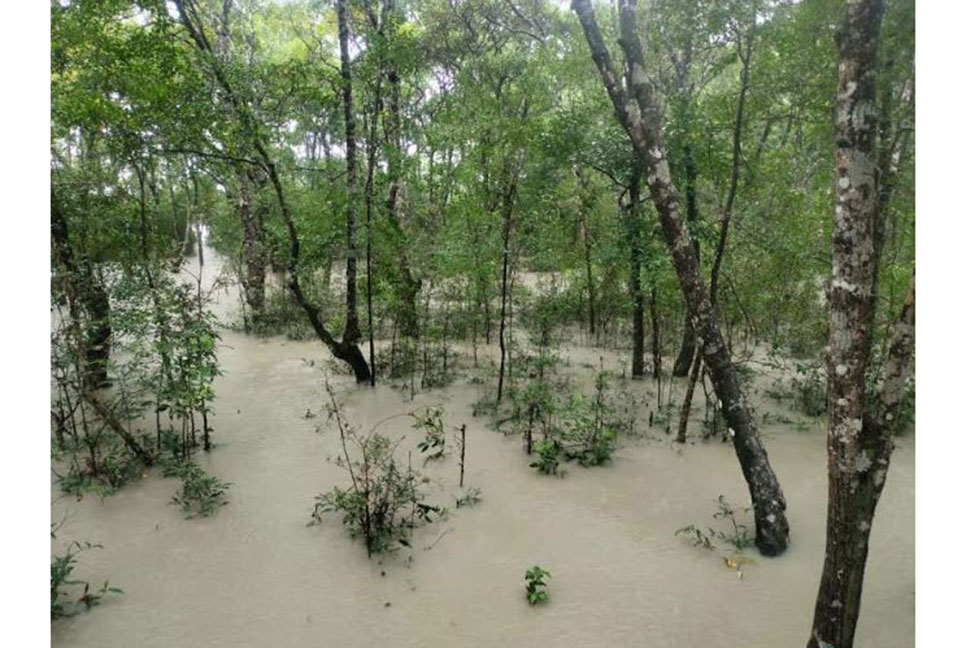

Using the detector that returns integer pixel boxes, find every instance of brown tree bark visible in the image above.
[807,1,915,645]
[235,167,268,316]
[573,0,789,555]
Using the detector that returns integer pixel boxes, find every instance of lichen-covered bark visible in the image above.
[235,168,267,316]
[807,1,915,646]
[573,0,789,555]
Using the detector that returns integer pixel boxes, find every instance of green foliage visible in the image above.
[529,439,563,475]
[766,360,827,418]
[524,565,551,605]
[413,407,447,462]
[167,462,232,518]
[51,541,122,620]
[676,495,754,555]
[311,384,443,556]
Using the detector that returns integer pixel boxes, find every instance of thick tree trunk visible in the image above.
[236,168,267,316]
[573,0,789,556]
[807,2,915,646]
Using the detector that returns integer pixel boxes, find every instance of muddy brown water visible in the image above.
[51,241,914,647]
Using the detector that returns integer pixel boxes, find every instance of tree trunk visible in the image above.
[496,182,516,403]
[628,166,645,378]
[649,284,660,380]
[573,0,789,556]
[807,2,915,646]
[236,168,267,316]
[338,0,362,347]
[672,143,699,376]
[573,166,596,337]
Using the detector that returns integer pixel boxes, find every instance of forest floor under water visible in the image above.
[50,243,914,648]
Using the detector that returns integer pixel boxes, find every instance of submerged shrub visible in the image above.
[310,382,443,557]
[166,461,231,518]
[51,541,122,619]
[524,565,551,605]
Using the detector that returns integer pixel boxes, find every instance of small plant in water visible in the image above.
[311,381,443,557]
[676,495,756,565]
[713,495,754,551]
[674,524,716,550]
[529,439,563,475]
[413,406,447,463]
[166,461,231,518]
[524,565,551,605]
[51,541,123,619]
[455,487,483,508]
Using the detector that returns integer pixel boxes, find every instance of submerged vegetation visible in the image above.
[310,383,447,556]
[48,0,915,644]
[50,539,122,620]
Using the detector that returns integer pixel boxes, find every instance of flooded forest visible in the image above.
[48,0,915,646]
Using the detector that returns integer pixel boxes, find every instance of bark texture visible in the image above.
[807,1,915,646]
[573,0,789,555]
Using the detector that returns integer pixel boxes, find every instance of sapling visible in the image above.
[167,461,232,518]
[311,381,443,557]
[456,424,467,487]
[413,407,447,463]
[524,565,551,605]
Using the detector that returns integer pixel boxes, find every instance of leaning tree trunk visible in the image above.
[573,0,789,555]
[807,1,915,646]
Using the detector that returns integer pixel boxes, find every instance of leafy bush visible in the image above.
[310,383,443,557]
[167,461,231,518]
[413,407,447,463]
[529,439,563,475]
[524,565,551,605]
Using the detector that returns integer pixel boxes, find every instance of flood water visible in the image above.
[51,240,914,647]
